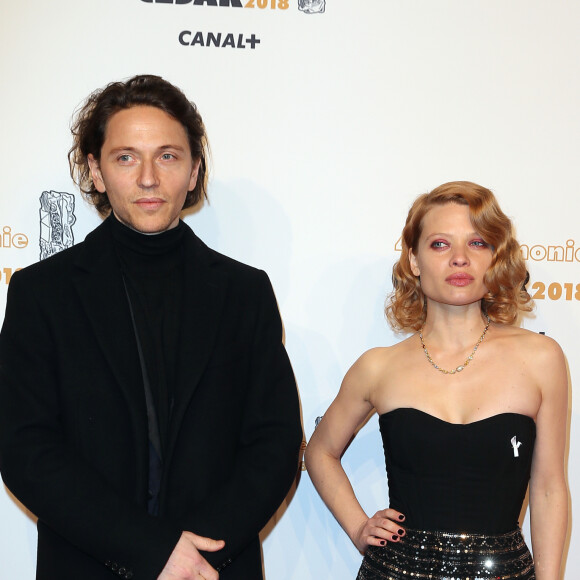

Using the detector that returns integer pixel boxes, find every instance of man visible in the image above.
[0,75,302,580]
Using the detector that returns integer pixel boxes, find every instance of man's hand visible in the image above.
[157,531,225,580]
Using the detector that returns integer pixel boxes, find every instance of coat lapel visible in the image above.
[71,220,149,475]
[165,227,228,464]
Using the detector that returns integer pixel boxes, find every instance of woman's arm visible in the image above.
[304,349,405,553]
[528,336,569,580]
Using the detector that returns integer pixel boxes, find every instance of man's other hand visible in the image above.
[157,531,225,580]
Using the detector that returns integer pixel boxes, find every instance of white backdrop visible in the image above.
[0,1,578,578]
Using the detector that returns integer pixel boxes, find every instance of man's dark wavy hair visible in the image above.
[69,74,209,215]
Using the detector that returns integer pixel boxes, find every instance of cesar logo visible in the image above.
[298,0,325,13]
[141,0,243,6]
[39,191,76,260]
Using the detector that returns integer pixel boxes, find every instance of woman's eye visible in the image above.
[471,240,488,248]
[431,240,447,248]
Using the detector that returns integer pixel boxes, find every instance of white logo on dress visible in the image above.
[511,436,522,457]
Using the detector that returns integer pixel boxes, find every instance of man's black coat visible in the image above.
[0,219,302,580]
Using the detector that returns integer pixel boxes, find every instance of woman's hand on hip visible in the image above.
[351,509,406,553]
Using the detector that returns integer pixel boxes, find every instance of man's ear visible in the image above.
[88,154,106,193]
[409,249,420,277]
[188,158,202,192]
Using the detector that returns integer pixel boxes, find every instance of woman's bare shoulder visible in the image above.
[494,324,563,354]
[492,324,566,378]
[349,336,416,381]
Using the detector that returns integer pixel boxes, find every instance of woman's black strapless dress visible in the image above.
[357,409,536,579]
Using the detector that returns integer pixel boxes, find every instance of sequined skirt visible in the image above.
[356,527,535,579]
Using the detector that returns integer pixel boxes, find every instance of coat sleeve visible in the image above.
[178,270,303,571]
[0,270,182,580]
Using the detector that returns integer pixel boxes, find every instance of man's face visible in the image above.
[88,106,200,234]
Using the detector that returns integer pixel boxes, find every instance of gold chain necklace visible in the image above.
[419,315,491,375]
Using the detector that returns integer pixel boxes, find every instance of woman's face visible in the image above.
[409,203,493,308]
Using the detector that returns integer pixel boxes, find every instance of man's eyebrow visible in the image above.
[107,144,188,154]
[158,144,187,151]
[107,146,137,155]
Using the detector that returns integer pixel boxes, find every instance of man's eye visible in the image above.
[161,153,175,160]
[118,154,132,162]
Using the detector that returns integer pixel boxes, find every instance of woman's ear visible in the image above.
[409,249,420,277]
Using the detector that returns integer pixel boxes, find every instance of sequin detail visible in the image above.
[356,527,535,579]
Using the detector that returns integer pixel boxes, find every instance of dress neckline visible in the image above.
[379,407,536,427]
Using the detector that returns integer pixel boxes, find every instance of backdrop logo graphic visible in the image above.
[39,191,76,260]
[140,0,323,12]
[141,0,243,6]
[179,31,260,48]
[0,226,28,249]
[0,226,27,286]
[520,239,580,263]
[298,0,325,13]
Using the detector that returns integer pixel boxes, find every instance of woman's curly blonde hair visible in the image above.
[386,181,532,332]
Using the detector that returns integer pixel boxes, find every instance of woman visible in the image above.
[305,182,568,579]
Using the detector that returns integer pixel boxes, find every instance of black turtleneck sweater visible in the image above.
[109,215,185,514]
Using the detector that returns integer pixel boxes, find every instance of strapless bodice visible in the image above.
[379,408,536,533]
